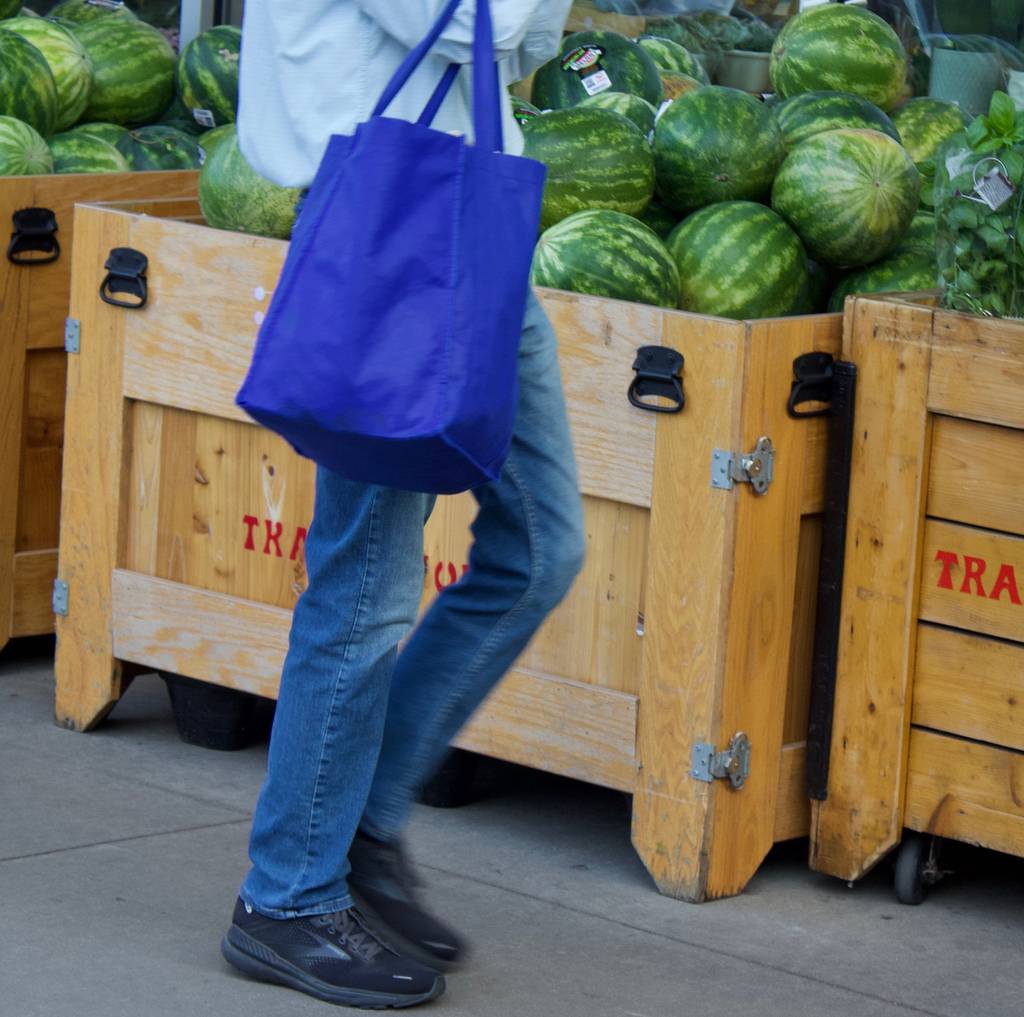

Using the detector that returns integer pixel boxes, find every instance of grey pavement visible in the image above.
[2,635,1022,1017]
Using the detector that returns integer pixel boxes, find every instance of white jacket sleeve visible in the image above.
[357,0,571,66]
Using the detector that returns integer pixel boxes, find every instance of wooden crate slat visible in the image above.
[11,549,57,637]
[905,729,1024,856]
[774,742,811,842]
[920,519,1024,645]
[914,624,1024,753]
[110,568,640,792]
[927,416,1024,538]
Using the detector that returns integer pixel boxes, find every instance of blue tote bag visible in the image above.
[236,0,547,494]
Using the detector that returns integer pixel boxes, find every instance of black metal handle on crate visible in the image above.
[100,247,148,309]
[628,346,685,414]
[7,207,60,265]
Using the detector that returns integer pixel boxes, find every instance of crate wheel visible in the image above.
[894,833,945,905]
[418,749,481,808]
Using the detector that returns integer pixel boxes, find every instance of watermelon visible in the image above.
[72,16,175,125]
[46,0,136,22]
[796,258,834,314]
[667,201,810,320]
[531,209,680,309]
[891,98,968,168]
[0,114,52,174]
[654,86,785,215]
[198,122,233,161]
[774,91,901,150]
[770,5,908,112]
[636,36,709,83]
[49,130,131,172]
[827,251,938,312]
[0,29,58,136]
[176,24,241,129]
[644,18,706,55]
[0,0,22,16]
[522,107,655,230]
[579,91,657,135]
[1,17,92,132]
[895,209,936,257]
[155,94,207,136]
[660,71,703,102]
[198,124,301,239]
[635,199,678,240]
[116,124,202,170]
[66,120,128,145]
[531,31,662,111]
[509,94,541,128]
[772,128,921,269]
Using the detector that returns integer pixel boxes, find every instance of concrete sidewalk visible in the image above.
[2,636,1022,1017]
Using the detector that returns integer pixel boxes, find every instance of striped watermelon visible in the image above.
[198,122,234,161]
[635,199,678,240]
[116,124,202,170]
[660,71,703,102]
[531,209,680,309]
[770,5,908,112]
[176,25,241,129]
[667,201,810,320]
[0,115,53,174]
[72,16,175,125]
[66,120,129,145]
[155,94,207,136]
[772,128,921,269]
[198,124,301,239]
[654,86,784,215]
[579,91,657,135]
[531,31,662,110]
[636,36,709,83]
[49,130,131,172]
[891,98,967,167]
[774,91,900,150]
[522,107,655,230]
[2,17,92,132]
[47,0,136,22]
[827,251,937,312]
[0,29,58,136]
[896,209,935,257]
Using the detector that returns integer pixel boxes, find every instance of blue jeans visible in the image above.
[241,293,585,918]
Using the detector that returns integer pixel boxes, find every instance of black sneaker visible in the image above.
[348,832,466,971]
[221,898,445,1009]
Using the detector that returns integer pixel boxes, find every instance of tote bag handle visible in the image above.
[371,0,503,153]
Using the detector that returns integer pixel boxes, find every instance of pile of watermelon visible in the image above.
[0,2,241,177]
[525,5,972,318]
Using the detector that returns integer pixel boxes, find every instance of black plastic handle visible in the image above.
[788,351,835,419]
[7,207,60,265]
[628,346,685,414]
[100,247,149,309]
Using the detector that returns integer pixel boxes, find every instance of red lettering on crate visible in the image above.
[243,514,259,551]
[422,555,470,592]
[290,526,308,562]
[242,515,308,564]
[264,520,284,557]
[934,550,1022,606]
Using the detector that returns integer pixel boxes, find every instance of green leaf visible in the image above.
[979,226,1010,252]
[1003,150,1024,184]
[1016,229,1024,256]
[988,92,1016,136]
[946,202,982,229]
[967,117,989,148]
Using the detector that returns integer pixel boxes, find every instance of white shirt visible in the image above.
[238,0,572,188]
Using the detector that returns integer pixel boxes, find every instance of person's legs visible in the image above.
[240,472,432,918]
[360,291,585,842]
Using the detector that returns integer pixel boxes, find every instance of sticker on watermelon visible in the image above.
[192,108,217,129]
[561,46,613,97]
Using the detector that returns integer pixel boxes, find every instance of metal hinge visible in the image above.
[691,732,751,790]
[64,317,80,354]
[52,579,69,617]
[711,437,774,495]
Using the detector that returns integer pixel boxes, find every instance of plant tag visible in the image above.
[581,70,612,96]
[192,108,216,129]
[975,168,1015,211]
[87,0,125,8]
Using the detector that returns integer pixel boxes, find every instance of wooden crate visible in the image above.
[811,295,1024,880]
[0,171,199,651]
[55,202,843,902]
[565,2,645,36]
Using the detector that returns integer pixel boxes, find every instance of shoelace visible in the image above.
[316,908,386,962]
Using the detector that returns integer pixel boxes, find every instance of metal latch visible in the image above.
[52,579,69,617]
[691,733,751,790]
[64,317,80,354]
[711,437,774,495]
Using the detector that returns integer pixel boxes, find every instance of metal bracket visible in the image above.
[691,732,751,790]
[64,317,80,354]
[52,579,69,617]
[711,437,774,495]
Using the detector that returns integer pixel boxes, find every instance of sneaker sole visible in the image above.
[349,889,463,973]
[221,926,446,1010]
